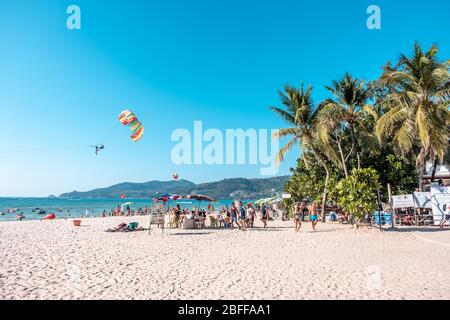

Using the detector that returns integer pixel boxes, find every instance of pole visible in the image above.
[387,183,395,228]
[377,188,382,230]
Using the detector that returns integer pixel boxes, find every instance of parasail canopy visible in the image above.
[118,110,144,142]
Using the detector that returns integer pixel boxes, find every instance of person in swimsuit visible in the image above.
[294,202,302,232]
[261,204,268,228]
[238,202,246,230]
[174,204,181,228]
[230,203,238,229]
[309,202,318,231]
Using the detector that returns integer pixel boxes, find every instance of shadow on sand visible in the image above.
[384,226,450,233]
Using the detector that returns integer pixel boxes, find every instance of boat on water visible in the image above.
[3,208,20,214]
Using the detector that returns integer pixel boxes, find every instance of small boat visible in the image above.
[43,213,55,220]
[5,208,19,214]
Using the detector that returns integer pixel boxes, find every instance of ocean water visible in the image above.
[0,198,237,222]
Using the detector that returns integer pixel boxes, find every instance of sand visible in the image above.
[0,216,449,300]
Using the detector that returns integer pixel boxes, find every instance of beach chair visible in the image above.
[127,222,139,231]
[168,214,177,229]
[197,216,206,229]
[183,219,195,229]
[148,211,165,234]
[224,216,231,228]
[209,215,218,228]
[217,214,224,227]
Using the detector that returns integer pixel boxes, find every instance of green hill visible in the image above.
[59,176,290,199]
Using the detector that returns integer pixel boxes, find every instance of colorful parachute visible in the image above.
[172,173,179,181]
[118,110,144,142]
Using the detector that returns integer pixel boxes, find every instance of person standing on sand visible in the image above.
[294,203,302,232]
[174,204,181,228]
[261,204,268,228]
[238,202,246,230]
[247,203,256,228]
[301,201,308,221]
[309,202,318,231]
[440,203,450,228]
[230,202,238,229]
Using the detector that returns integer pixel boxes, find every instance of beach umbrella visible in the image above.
[254,197,277,206]
[186,194,216,212]
[187,194,216,202]
[152,194,182,214]
[152,194,182,202]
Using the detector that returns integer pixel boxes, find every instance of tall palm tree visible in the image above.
[270,84,329,221]
[320,73,374,169]
[376,43,450,191]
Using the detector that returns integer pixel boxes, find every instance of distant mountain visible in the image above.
[59,176,290,199]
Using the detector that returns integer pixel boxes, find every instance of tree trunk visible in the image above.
[321,165,330,223]
[348,122,361,169]
[337,138,348,177]
[416,148,427,192]
[430,157,438,183]
[311,147,330,223]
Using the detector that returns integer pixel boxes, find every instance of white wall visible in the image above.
[430,184,450,225]
[426,162,450,175]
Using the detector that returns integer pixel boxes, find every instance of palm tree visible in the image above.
[270,84,330,221]
[320,73,374,169]
[376,43,450,191]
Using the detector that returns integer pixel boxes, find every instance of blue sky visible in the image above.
[0,0,449,196]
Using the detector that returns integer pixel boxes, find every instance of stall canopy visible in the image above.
[391,194,414,209]
[413,192,433,209]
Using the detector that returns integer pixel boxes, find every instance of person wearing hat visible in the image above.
[247,203,256,228]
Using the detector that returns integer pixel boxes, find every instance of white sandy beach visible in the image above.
[0,216,449,300]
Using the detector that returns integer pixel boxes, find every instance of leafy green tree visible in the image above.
[270,84,331,220]
[376,43,450,191]
[334,168,380,220]
[320,73,375,170]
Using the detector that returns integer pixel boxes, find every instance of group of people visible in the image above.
[170,201,271,230]
[293,202,319,232]
[101,205,150,217]
[293,201,357,232]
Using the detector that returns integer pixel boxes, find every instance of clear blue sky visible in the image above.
[0,0,449,196]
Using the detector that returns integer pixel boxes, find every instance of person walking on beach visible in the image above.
[261,204,268,228]
[309,202,318,231]
[301,201,308,221]
[294,203,302,232]
[174,204,181,228]
[230,203,239,229]
[247,203,256,228]
[238,202,246,230]
[440,203,450,228]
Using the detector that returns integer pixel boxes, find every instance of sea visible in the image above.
[0,197,238,222]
